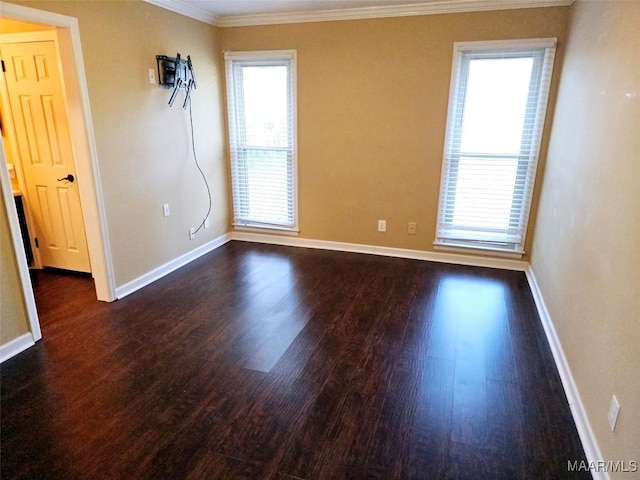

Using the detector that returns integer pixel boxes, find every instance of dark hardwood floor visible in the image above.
[1,241,589,479]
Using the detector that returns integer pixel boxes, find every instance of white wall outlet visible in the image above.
[378,219,387,232]
[608,395,620,431]
[408,222,417,235]
[148,68,156,84]
[189,227,196,240]
[204,217,210,229]
[162,203,170,217]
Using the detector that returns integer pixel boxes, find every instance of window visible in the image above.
[225,50,297,231]
[436,39,556,254]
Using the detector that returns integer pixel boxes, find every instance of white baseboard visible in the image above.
[525,266,606,480]
[114,231,526,300]
[0,332,36,364]
[115,233,232,299]
[230,231,529,271]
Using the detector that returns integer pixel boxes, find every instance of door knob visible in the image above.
[57,174,75,183]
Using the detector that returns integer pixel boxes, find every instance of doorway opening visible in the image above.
[1,31,92,274]
[0,4,115,352]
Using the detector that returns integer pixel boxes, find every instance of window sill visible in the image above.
[433,241,524,259]
[233,225,299,237]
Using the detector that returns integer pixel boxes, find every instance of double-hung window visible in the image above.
[225,50,298,231]
[436,39,556,254]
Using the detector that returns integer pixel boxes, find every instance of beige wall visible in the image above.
[0,16,53,32]
[220,7,570,257]
[0,186,30,344]
[531,0,639,471]
[9,1,229,286]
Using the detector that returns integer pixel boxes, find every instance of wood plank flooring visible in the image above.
[1,241,590,479]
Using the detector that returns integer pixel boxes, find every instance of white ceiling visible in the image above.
[144,0,574,26]
[193,0,431,16]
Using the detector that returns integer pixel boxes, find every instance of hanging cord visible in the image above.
[188,96,212,235]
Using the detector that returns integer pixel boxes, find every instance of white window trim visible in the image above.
[224,49,297,61]
[434,37,557,256]
[433,242,526,259]
[224,49,299,233]
[453,38,557,51]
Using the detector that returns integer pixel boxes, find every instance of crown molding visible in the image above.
[144,0,219,25]
[143,0,574,28]
[216,0,575,28]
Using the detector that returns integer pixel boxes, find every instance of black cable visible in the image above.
[188,96,212,235]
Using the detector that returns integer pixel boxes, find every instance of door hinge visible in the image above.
[1,60,5,73]
[34,237,39,248]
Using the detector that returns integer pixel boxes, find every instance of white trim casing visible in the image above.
[455,37,558,51]
[433,243,525,259]
[223,49,297,61]
[0,333,35,364]
[115,233,232,299]
[1,138,41,341]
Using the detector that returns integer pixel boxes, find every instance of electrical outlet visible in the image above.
[204,217,210,229]
[378,219,386,232]
[148,68,156,84]
[163,203,170,217]
[608,395,620,431]
[189,227,196,240]
[408,222,417,235]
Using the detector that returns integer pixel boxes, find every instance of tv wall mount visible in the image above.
[156,53,197,108]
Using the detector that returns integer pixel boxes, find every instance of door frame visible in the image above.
[0,3,116,339]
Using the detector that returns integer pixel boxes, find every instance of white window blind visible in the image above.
[436,39,556,253]
[225,50,297,231]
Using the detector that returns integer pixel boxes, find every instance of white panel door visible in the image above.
[1,40,90,272]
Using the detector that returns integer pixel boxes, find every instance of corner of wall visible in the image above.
[525,265,608,479]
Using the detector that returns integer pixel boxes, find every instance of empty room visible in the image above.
[0,0,637,478]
